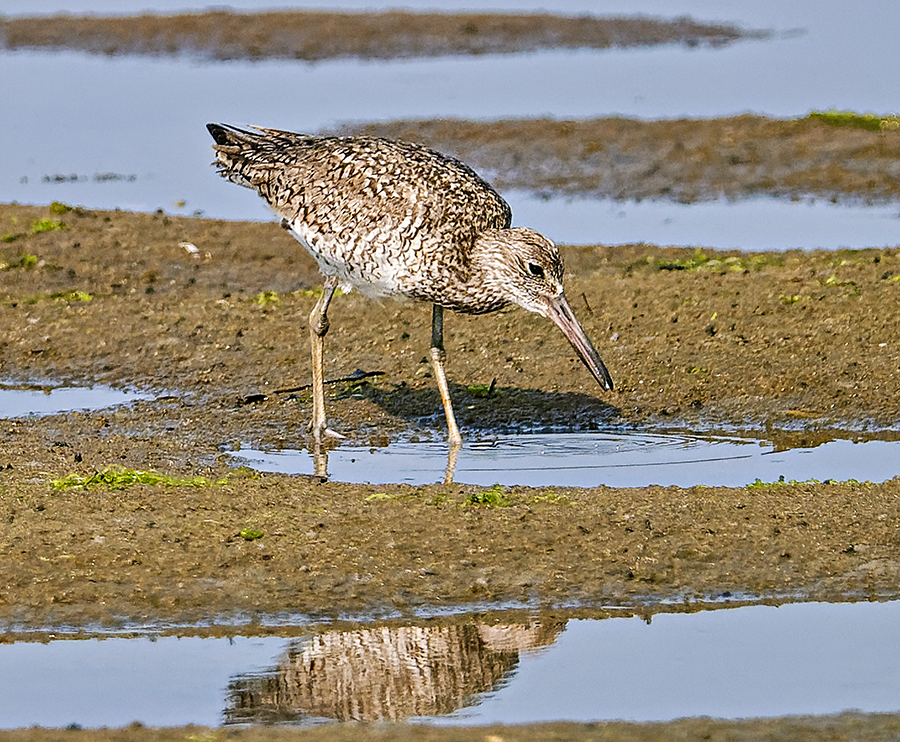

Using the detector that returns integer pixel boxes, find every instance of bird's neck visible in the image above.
[447,229,514,314]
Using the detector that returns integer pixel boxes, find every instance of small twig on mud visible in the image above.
[581,292,594,316]
[275,369,385,394]
[238,369,385,404]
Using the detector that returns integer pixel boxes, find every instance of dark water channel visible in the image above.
[1,600,898,728]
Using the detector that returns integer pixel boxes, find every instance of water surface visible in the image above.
[0,383,149,417]
[234,431,900,488]
[2,1,899,248]
[513,194,900,250]
[2,600,898,728]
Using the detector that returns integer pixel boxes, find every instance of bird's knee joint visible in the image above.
[430,347,447,364]
[311,316,330,337]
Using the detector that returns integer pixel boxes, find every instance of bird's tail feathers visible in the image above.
[206,123,310,193]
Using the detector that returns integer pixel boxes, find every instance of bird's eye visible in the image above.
[527,263,545,279]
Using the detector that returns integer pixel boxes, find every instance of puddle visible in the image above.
[2,600,899,728]
[0,383,150,418]
[430,601,900,725]
[0,635,292,729]
[232,432,900,488]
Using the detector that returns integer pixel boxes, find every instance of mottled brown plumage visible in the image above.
[207,123,612,456]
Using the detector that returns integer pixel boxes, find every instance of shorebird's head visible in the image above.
[475,227,614,391]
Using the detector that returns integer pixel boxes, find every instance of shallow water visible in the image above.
[2,600,899,728]
[0,383,149,417]
[431,601,900,725]
[3,1,900,248]
[512,194,900,250]
[0,635,292,729]
[233,431,900,488]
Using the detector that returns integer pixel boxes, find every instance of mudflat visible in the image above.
[1,9,899,737]
[336,114,900,203]
[2,199,899,632]
[3,715,900,742]
[0,10,761,61]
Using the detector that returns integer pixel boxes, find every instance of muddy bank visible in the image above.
[0,10,761,62]
[3,714,900,742]
[3,430,900,629]
[2,203,899,433]
[335,114,900,203]
[1,201,899,632]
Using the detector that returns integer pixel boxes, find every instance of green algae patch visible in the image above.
[52,466,224,491]
[48,201,74,215]
[14,289,94,305]
[51,290,93,302]
[806,110,900,132]
[0,253,38,270]
[746,475,871,489]
[779,293,807,305]
[464,484,511,507]
[249,290,281,306]
[31,218,66,234]
[467,379,499,398]
[653,248,784,273]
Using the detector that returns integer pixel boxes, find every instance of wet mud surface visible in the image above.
[0,10,761,62]
[1,200,899,636]
[3,714,900,742]
[337,115,900,203]
[1,11,900,736]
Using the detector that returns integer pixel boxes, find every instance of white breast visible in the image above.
[287,219,417,300]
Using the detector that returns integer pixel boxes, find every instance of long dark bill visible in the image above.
[544,293,614,391]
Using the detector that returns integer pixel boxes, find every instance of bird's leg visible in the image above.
[430,305,463,464]
[309,277,339,474]
[311,445,329,481]
[444,443,459,486]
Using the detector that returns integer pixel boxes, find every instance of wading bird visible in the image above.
[207,123,613,475]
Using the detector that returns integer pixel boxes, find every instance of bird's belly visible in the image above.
[287,220,429,299]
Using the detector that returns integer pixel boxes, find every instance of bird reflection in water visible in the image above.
[225,619,563,724]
